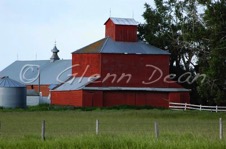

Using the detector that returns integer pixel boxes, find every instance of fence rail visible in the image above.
[169,102,226,112]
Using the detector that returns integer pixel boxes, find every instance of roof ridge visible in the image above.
[110,17,135,20]
[99,37,109,53]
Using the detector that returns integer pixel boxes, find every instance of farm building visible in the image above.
[0,76,26,108]
[51,17,190,108]
[0,44,71,105]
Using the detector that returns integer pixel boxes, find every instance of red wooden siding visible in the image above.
[169,92,190,103]
[94,54,170,87]
[103,92,127,106]
[51,90,188,108]
[83,91,103,107]
[105,20,116,40]
[126,93,136,106]
[105,19,137,42]
[115,25,137,42]
[135,93,146,106]
[101,91,169,108]
[51,90,83,107]
[72,54,101,77]
[145,93,169,107]
[169,93,181,103]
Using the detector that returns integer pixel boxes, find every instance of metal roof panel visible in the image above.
[0,60,72,85]
[0,76,25,87]
[83,87,191,92]
[72,37,170,55]
[102,38,170,54]
[53,77,99,91]
[106,17,139,26]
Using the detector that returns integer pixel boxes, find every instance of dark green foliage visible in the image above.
[197,0,226,105]
[138,0,205,74]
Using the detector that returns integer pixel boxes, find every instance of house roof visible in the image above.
[104,17,139,26]
[72,37,170,55]
[0,60,72,85]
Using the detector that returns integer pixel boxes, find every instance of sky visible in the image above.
[0,0,154,71]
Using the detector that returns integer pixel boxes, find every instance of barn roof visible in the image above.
[52,76,190,92]
[0,60,72,85]
[72,37,170,55]
[104,17,139,26]
[83,87,191,92]
[52,77,99,91]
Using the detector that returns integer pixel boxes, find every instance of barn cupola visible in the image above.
[104,17,138,42]
[50,42,60,62]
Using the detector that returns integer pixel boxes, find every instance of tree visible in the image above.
[139,0,205,75]
[138,0,206,103]
[197,0,226,105]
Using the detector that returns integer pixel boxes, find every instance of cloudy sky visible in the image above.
[0,0,154,71]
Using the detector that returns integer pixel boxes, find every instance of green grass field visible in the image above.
[0,106,225,148]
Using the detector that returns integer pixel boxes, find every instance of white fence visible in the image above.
[169,102,226,112]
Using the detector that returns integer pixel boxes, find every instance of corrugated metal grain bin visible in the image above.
[0,76,26,108]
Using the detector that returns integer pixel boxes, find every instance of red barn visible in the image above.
[51,17,190,108]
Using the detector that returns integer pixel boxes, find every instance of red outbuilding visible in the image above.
[51,17,190,108]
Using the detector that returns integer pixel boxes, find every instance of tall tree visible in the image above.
[139,0,205,75]
[197,0,226,105]
[138,0,206,102]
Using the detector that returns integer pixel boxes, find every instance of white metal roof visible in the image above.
[106,17,139,26]
[83,87,191,92]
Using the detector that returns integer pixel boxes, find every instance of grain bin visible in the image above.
[0,76,26,108]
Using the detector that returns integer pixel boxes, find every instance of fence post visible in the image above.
[219,118,223,140]
[96,119,99,135]
[154,121,159,139]
[184,103,187,111]
[41,120,46,141]
[199,105,202,111]
[216,106,218,113]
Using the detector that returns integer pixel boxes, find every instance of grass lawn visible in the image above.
[0,106,225,148]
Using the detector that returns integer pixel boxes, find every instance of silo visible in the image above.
[0,76,26,108]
